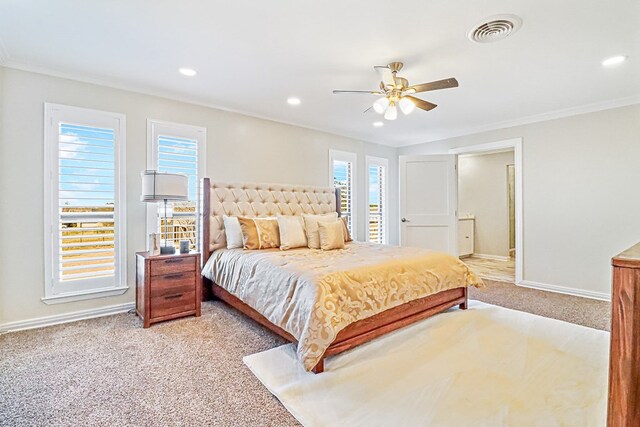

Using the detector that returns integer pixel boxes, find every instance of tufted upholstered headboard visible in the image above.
[200,178,340,266]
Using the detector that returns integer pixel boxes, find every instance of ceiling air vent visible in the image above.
[468,14,523,43]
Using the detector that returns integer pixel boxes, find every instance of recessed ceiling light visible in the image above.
[602,55,627,67]
[373,121,384,127]
[178,67,197,77]
[287,97,301,106]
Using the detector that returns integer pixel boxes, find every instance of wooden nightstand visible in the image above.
[135,251,202,328]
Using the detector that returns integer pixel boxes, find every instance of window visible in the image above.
[44,103,127,303]
[366,156,388,244]
[329,150,357,239]
[147,120,206,252]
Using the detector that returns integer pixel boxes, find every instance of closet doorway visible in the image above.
[450,138,523,284]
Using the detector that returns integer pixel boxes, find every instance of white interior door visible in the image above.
[399,155,458,255]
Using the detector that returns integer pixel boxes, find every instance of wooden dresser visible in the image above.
[608,242,640,426]
[136,251,202,328]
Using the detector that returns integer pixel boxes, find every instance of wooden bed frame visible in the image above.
[200,178,468,373]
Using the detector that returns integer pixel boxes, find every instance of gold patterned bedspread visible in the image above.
[202,242,483,371]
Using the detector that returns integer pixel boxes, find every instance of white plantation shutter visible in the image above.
[367,156,388,244]
[330,150,357,239]
[156,135,198,250]
[44,104,127,300]
[58,124,116,280]
[147,121,206,252]
[334,160,353,231]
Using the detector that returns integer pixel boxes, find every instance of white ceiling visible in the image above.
[1,0,638,147]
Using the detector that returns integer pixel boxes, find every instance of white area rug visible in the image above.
[243,301,609,427]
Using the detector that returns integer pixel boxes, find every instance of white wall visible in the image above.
[459,151,514,258]
[0,67,398,325]
[400,104,640,298]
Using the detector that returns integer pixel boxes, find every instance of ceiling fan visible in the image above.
[333,62,458,120]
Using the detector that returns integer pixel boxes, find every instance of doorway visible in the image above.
[457,150,515,282]
[398,138,523,284]
[450,138,523,284]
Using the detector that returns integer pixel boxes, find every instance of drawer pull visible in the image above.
[165,294,183,300]
[163,273,184,280]
[164,258,184,264]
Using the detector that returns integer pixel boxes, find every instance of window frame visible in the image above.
[43,103,127,304]
[365,155,389,244]
[329,149,357,240]
[146,119,206,252]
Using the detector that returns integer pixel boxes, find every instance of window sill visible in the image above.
[42,286,129,305]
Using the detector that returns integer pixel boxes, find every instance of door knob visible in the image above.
[401,218,408,223]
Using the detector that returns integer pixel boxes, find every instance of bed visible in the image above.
[200,179,482,373]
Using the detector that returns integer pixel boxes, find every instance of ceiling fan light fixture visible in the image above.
[332,61,458,118]
[384,104,398,120]
[399,97,416,115]
[373,97,390,114]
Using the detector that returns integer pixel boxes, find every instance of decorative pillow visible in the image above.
[223,215,244,249]
[303,212,339,249]
[340,216,352,242]
[238,217,280,250]
[318,221,346,250]
[277,215,307,250]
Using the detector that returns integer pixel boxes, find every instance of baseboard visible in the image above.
[473,253,511,262]
[518,280,610,302]
[0,302,135,334]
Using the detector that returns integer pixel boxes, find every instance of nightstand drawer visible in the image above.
[150,256,196,276]
[150,271,195,294]
[151,291,196,318]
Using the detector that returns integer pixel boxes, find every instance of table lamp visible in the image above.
[141,170,188,254]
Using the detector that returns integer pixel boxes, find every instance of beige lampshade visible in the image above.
[140,170,188,202]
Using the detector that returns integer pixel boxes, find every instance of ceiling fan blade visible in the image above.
[374,66,395,88]
[333,90,383,94]
[409,78,459,94]
[406,96,437,111]
[363,106,373,114]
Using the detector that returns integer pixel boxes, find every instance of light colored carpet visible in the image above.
[244,301,609,427]
[0,302,297,427]
[0,279,611,426]
[469,280,611,331]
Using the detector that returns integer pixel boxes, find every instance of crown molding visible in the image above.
[2,59,638,150]
[397,94,640,147]
[1,60,391,148]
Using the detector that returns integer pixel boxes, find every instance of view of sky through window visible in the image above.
[59,124,115,207]
[157,135,198,200]
[368,165,380,205]
[58,123,117,282]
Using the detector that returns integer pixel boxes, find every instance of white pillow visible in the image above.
[303,212,339,249]
[223,215,243,249]
[277,215,307,250]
